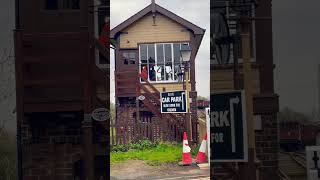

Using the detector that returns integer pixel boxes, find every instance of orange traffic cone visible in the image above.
[196,133,208,164]
[181,132,192,165]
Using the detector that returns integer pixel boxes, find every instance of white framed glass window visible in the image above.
[139,42,189,83]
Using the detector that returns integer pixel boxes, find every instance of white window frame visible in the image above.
[139,42,189,83]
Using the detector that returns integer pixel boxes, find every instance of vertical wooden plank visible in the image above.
[149,117,152,142]
[81,25,94,180]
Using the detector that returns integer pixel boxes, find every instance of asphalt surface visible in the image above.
[110,160,210,180]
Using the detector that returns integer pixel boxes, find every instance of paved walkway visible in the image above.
[110,160,210,180]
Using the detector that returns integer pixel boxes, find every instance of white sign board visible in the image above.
[205,107,210,163]
[306,146,320,180]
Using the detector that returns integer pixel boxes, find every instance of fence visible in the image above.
[110,117,162,145]
[0,126,17,180]
[110,115,185,146]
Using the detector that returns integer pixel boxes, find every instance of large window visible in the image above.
[139,43,189,83]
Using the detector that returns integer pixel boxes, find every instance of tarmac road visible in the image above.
[110,160,210,180]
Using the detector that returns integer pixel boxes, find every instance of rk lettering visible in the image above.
[211,111,230,127]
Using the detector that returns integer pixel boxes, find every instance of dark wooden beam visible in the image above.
[24,102,83,112]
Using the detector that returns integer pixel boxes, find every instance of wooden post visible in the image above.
[82,116,94,180]
[240,17,256,180]
[183,62,192,141]
[136,76,140,140]
[14,29,23,180]
[81,25,94,179]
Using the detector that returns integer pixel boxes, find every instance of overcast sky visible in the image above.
[110,0,210,103]
[0,0,15,134]
[272,0,320,116]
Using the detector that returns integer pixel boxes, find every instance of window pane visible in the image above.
[45,0,58,10]
[129,52,135,59]
[156,44,164,65]
[141,64,148,81]
[148,44,155,63]
[155,65,165,81]
[174,64,183,81]
[164,44,172,63]
[173,43,181,65]
[147,44,156,81]
[123,52,129,65]
[129,52,135,64]
[140,45,147,64]
[164,44,172,81]
[149,64,156,81]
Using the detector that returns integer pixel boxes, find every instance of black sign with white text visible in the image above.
[161,91,187,113]
[211,91,248,162]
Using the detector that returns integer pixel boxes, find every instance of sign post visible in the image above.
[210,90,248,162]
[161,91,188,113]
[306,146,320,180]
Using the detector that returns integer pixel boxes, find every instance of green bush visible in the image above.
[111,139,157,152]
[130,139,157,150]
[111,144,128,152]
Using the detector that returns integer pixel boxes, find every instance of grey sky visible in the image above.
[272,0,320,116]
[110,0,210,103]
[0,0,15,134]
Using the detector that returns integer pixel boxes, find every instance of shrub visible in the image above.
[111,144,128,152]
[128,139,156,151]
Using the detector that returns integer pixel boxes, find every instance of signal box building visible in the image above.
[14,0,109,179]
[110,2,205,143]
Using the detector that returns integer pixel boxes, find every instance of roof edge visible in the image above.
[110,3,205,39]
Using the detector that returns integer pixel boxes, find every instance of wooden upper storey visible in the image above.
[119,13,190,49]
[14,0,110,113]
[16,0,105,32]
[111,3,205,49]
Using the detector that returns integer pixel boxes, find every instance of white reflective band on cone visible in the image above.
[183,140,191,153]
[199,140,207,153]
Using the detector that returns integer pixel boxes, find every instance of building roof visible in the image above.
[110,3,205,39]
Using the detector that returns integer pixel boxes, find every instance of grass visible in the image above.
[111,141,200,166]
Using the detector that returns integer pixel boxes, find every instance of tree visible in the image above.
[278,107,310,124]
[197,96,209,101]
